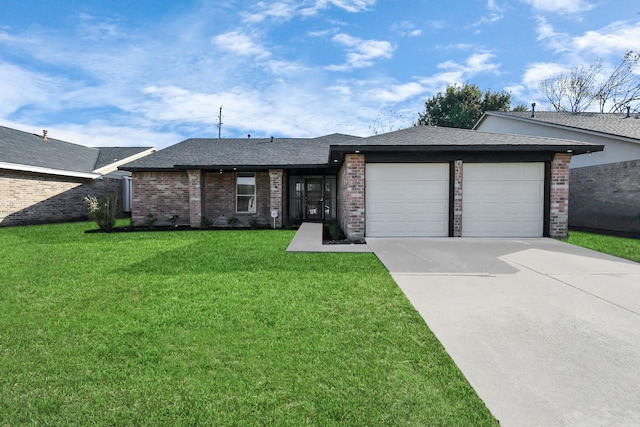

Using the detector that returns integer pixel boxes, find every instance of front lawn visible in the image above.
[0,222,497,426]
[566,231,640,263]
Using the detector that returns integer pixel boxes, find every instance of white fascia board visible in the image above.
[0,162,101,179]
[93,147,158,175]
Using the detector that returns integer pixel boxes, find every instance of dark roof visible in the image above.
[0,125,99,174]
[122,133,360,170]
[122,127,603,171]
[332,125,602,154]
[94,147,155,169]
[478,111,640,141]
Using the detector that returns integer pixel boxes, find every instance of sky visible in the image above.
[0,0,639,149]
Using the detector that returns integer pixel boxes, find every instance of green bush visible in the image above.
[328,219,341,241]
[84,193,118,232]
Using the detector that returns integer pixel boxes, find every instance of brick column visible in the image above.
[453,160,463,237]
[338,154,365,241]
[550,153,572,238]
[187,169,203,228]
[269,169,284,228]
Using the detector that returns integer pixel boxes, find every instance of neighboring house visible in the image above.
[121,126,602,239]
[0,125,156,226]
[474,111,640,235]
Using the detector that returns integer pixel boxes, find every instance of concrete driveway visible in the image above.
[366,238,640,427]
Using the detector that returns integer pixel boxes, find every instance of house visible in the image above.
[0,125,156,226]
[121,126,602,239]
[474,111,640,235]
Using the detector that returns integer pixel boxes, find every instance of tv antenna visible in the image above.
[217,106,223,139]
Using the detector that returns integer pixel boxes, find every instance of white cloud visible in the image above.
[243,0,374,22]
[365,82,425,103]
[242,2,298,23]
[438,53,501,75]
[572,21,640,56]
[522,0,594,14]
[315,0,375,13]
[326,33,394,70]
[212,31,271,59]
[392,21,422,37]
[521,62,567,86]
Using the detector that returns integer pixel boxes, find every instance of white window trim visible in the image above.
[236,172,257,213]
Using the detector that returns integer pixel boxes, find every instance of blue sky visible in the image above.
[1,0,638,148]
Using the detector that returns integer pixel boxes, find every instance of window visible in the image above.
[236,173,256,213]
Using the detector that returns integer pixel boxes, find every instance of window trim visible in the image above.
[236,172,257,213]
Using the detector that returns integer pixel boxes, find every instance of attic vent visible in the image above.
[43,129,48,142]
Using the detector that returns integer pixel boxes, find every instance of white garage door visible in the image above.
[462,163,544,237]
[365,163,449,237]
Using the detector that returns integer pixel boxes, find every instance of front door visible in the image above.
[304,178,323,220]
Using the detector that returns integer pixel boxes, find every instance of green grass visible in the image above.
[0,221,497,426]
[565,231,640,263]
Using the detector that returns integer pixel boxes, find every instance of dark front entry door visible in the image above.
[304,178,323,220]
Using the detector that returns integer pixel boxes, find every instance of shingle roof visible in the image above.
[0,125,100,173]
[94,147,155,169]
[335,125,601,151]
[480,111,640,141]
[122,133,361,170]
[122,127,602,172]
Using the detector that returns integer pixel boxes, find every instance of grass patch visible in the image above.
[0,222,497,426]
[565,231,640,263]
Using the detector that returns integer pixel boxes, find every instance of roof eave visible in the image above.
[0,161,102,179]
[330,144,603,155]
[97,147,158,174]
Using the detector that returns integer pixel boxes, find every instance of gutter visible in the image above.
[0,161,102,179]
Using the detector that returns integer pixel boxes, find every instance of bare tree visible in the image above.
[539,51,640,113]
[539,62,601,113]
[594,50,640,113]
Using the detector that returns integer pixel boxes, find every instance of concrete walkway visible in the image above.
[366,238,640,426]
[286,222,371,253]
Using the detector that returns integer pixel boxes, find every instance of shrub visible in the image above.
[84,193,118,232]
[329,219,341,241]
[227,217,240,227]
[143,213,157,229]
[201,216,212,229]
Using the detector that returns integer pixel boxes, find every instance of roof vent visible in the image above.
[531,103,536,118]
[248,134,251,139]
[626,106,631,118]
[270,136,274,142]
[42,129,48,142]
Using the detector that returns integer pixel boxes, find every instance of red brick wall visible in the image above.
[0,170,121,226]
[453,160,463,237]
[550,153,572,238]
[131,171,190,226]
[203,171,271,227]
[338,154,365,240]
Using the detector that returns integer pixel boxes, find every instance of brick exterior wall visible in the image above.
[569,159,640,234]
[0,170,122,226]
[131,171,190,226]
[453,160,463,237]
[187,169,203,228]
[550,153,572,238]
[338,154,365,240]
[269,169,284,228]
[203,171,272,227]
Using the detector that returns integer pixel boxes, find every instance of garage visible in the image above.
[365,163,449,237]
[462,163,544,237]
